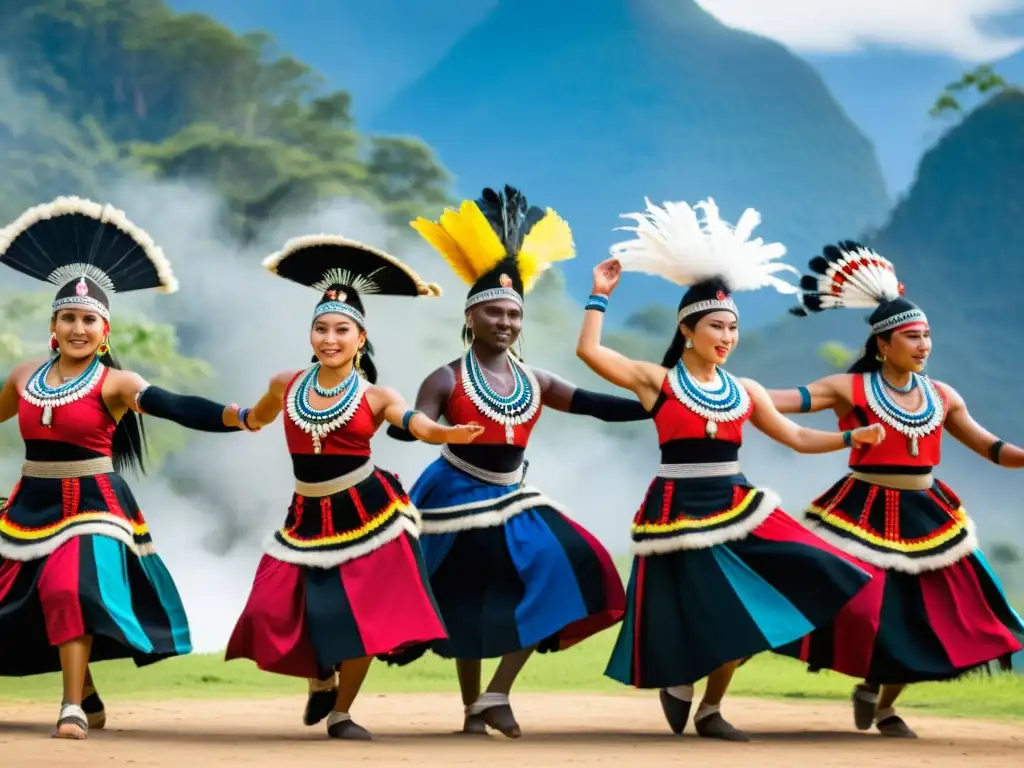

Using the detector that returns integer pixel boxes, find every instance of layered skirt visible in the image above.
[225,461,446,678]
[775,473,1024,683]
[384,454,625,664]
[605,472,872,688]
[0,469,191,676]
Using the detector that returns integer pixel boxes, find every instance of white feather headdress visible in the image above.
[610,197,797,320]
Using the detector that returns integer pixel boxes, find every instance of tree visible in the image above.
[930,65,1014,117]
[0,292,212,469]
[818,341,855,371]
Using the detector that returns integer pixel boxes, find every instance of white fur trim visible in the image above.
[418,488,568,535]
[802,513,977,574]
[629,489,781,556]
[261,512,419,569]
[466,692,509,715]
[326,711,352,727]
[0,196,177,294]
[694,701,721,722]
[665,684,694,702]
[263,234,443,297]
[0,521,145,562]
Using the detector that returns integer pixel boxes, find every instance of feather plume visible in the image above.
[610,197,797,295]
[517,208,575,291]
[410,200,506,286]
[792,241,902,314]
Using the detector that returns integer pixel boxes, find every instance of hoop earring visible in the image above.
[684,338,693,349]
[49,333,59,356]
[98,338,110,357]
[464,327,474,350]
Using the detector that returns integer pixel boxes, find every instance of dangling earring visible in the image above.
[516,331,524,360]
[355,348,364,376]
[684,338,693,349]
[98,337,110,357]
[49,333,59,356]
[875,352,886,363]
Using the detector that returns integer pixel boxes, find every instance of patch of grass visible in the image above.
[3,632,1023,721]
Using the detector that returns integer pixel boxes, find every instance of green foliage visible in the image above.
[818,341,855,371]
[0,293,211,469]
[0,0,455,237]
[930,65,1014,117]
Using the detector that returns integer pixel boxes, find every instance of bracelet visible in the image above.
[842,430,853,448]
[797,386,812,413]
[237,407,251,431]
[584,293,609,312]
[990,439,1005,465]
[402,409,420,431]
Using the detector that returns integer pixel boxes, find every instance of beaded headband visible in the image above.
[872,308,927,335]
[312,300,365,328]
[465,285,524,312]
[677,293,739,323]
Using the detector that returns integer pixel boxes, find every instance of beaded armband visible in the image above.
[584,293,609,312]
[402,409,421,432]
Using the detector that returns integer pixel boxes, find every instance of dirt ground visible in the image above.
[1,693,1022,767]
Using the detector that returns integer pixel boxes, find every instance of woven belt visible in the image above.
[851,471,934,491]
[441,445,525,486]
[294,461,374,497]
[657,461,740,479]
[22,457,115,479]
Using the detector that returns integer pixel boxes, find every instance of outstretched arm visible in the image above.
[940,382,1024,468]
[744,378,884,454]
[575,258,666,409]
[106,369,244,432]
[767,374,850,414]
[0,369,21,424]
[241,370,295,430]
[534,368,650,422]
[374,385,483,445]
[386,364,455,442]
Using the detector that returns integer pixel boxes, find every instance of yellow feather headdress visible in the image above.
[411,185,574,310]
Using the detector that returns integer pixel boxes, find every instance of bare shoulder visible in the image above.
[424,362,458,389]
[737,376,768,398]
[931,379,962,404]
[637,360,669,388]
[9,357,47,387]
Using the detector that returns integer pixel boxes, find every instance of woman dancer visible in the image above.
[224,236,484,740]
[768,241,1024,738]
[383,185,644,738]
[0,197,251,739]
[576,198,878,741]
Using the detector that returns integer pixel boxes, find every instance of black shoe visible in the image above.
[303,689,337,726]
[461,713,488,735]
[695,712,751,742]
[851,683,878,731]
[82,689,106,730]
[327,718,372,740]
[482,704,521,738]
[659,689,692,735]
[877,714,917,738]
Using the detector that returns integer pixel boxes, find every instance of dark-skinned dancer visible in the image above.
[384,186,643,737]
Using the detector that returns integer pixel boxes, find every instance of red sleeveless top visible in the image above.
[839,373,946,469]
[19,366,116,456]
[653,375,752,446]
[443,364,542,447]
[282,371,375,456]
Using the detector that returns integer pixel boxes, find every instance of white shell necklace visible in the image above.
[667,360,750,439]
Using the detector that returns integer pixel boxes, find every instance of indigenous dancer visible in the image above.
[383,185,641,739]
[0,197,250,740]
[224,236,484,741]
[769,241,1024,737]
[576,198,878,741]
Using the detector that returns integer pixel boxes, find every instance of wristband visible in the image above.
[402,409,420,431]
[238,407,254,431]
[797,386,812,413]
[584,293,609,312]
[990,440,1005,465]
[842,430,853,448]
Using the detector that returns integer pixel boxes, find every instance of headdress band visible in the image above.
[465,286,524,312]
[312,301,365,328]
[677,291,739,323]
[51,277,110,321]
[872,308,927,335]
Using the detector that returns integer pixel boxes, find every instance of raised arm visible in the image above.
[373,385,483,445]
[744,378,884,454]
[386,364,456,442]
[939,381,1024,468]
[105,368,244,432]
[533,368,650,422]
[576,258,667,409]
[767,374,851,415]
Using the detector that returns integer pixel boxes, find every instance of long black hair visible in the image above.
[660,277,733,368]
[102,345,148,476]
[847,330,893,374]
